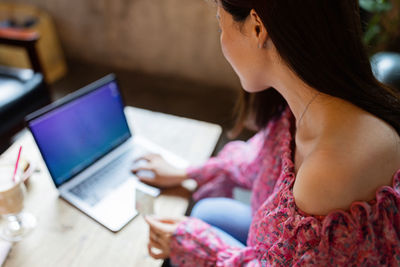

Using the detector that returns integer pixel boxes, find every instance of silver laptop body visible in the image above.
[26,74,181,232]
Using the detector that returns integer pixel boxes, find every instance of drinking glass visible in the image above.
[0,166,36,242]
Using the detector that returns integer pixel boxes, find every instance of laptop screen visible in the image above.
[28,78,131,187]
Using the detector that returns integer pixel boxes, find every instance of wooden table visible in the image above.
[0,107,222,267]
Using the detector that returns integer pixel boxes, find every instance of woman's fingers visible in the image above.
[138,176,160,187]
[149,234,163,250]
[131,154,161,173]
[132,153,186,189]
[150,229,164,244]
[147,215,186,225]
[131,162,157,183]
[135,153,161,163]
[145,216,170,232]
[146,217,175,244]
[158,218,184,224]
[145,217,171,242]
[131,165,154,173]
[150,230,169,249]
[147,244,168,260]
[145,216,179,260]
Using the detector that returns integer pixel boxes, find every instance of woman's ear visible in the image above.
[249,9,268,49]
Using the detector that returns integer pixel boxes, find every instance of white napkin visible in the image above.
[0,240,11,266]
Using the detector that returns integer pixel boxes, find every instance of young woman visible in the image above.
[132,0,400,265]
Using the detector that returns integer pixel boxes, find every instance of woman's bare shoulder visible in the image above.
[293,115,400,216]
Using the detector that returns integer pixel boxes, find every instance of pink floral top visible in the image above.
[170,107,400,266]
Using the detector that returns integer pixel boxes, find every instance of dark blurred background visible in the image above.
[0,0,399,153]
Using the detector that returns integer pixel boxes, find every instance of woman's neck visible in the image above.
[271,69,328,141]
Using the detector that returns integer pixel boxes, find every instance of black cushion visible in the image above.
[0,71,50,137]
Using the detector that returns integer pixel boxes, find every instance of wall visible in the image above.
[4,0,240,89]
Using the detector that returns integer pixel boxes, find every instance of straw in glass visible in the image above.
[11,146,22,183]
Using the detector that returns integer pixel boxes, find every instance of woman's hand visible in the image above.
[144,215,187,259]
[131,154,187,188]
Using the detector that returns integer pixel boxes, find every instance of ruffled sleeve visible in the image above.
[247,170,400,266]
[170,217,263,267]
[170,173,400,266]
[187,129,267,200]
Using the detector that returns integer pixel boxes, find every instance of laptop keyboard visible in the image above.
[69,150,141,206]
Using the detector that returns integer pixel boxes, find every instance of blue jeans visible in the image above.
[190,198,252,248]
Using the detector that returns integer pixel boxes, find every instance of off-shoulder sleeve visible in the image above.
[187,129,267,200]
[170,180,400,266]
[249,184,400,266]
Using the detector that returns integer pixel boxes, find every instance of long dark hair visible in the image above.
[223,0,400,137]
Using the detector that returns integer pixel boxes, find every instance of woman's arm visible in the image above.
[170,217,262,267]
[186,129,267,200]
[145,215,263,266]
[132,129,267,195]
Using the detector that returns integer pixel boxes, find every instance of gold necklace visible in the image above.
[296,92,320,128]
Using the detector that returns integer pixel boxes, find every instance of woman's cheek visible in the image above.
[220,31,258,92]
[221,34,239,73]
[220,34,230,63]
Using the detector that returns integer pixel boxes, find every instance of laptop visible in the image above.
[25,74,187,232]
